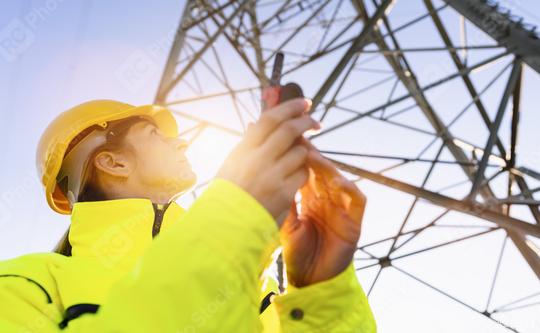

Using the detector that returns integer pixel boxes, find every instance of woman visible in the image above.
[0,99,376,332]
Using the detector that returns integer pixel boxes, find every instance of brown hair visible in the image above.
[53,116,151,256]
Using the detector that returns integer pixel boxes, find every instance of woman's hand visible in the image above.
[280,140,367,287]
[216,98,320,226]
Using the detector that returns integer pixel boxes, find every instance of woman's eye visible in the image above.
[152,128,158,134]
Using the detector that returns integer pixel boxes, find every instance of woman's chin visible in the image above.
[169,175,197,200]
[186,173,197,188]
[179,171,197,189]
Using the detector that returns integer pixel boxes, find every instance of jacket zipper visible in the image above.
[152,202,171,238]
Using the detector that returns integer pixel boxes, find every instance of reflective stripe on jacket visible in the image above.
[0,178,376,332]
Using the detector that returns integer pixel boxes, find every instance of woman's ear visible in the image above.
[93,151,132,178]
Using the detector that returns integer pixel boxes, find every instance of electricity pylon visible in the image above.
[155,1,540,331]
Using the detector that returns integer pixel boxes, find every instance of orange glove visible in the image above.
[280,139,367,287]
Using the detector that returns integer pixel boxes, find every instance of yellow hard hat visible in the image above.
[36,100,178,215]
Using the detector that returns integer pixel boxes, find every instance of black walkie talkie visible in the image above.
[261,52,305,111]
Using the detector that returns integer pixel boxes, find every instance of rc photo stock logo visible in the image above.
[114,25,176,93]
[114,49,160,93]
[0,200,13,229]
[0,0,66,62]
[0,19,36,62]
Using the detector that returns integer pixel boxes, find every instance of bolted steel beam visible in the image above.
[329,158,540,239]
[443,0,540,74]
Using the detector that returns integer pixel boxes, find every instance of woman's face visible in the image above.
[122,119,197,201]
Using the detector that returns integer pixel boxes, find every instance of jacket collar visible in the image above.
[68,198,185,273]
[51,199,185,309]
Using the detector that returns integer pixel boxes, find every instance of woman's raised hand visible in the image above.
[216,98,320,226]
[280,140,367,287]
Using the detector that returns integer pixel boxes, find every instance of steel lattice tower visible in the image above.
[154,1,540,331]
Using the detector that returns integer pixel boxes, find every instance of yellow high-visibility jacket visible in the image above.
[0,178,376,332]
